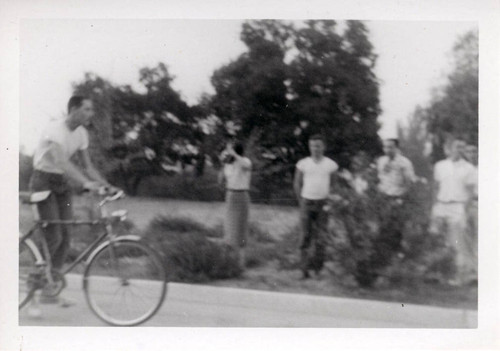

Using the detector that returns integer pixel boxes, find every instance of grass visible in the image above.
[19,195,477,310]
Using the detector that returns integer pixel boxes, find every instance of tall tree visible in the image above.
[397,106,433,179]
[209,20,382,201]
[72,63,201,194]
[425,30,478,161]
[288,20,382,167]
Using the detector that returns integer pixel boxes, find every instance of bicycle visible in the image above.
[19,188,167,326]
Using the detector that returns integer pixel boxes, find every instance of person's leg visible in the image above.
[448,205,471,284]
[312,202,328,274]
[299,200,314,277]
[224,191,237,246]
[370,200,397,271]
[236,192,250,268]
[466,202,478,281]
[30,171,64,266]
[52,190,73,270]
[36,194,64,267]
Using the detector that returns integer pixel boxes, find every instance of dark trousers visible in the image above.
[299,198,328,273]
[29,170,73,270]
[374,196,405,266]
[355,195,405,286]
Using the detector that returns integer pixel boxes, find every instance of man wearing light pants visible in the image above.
[431,139,476,286]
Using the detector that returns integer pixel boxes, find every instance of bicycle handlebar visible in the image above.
[97,188,125,207]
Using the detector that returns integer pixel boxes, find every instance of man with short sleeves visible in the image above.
[294,134,338,279]
[376,138,416,256]
[463,144,478,280]
[29,96,117,307]
[377,139,416,198]
[431,139,476,286]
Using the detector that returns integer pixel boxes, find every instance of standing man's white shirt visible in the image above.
[377,153,415,197]
[296,157,338,200]
[434,158,475,202]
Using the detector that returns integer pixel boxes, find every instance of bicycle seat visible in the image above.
[19,191,51,204]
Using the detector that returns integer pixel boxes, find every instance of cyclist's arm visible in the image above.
[49,142,92,186]
[78,149,111,186]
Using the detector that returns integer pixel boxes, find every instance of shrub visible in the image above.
[274,225,302,270]
[325,179,454,287]
[244,223,277,268]
[143,216,242,282]
[142,215,280,281]
[272,177,456,288]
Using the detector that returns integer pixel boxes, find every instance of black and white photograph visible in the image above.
[1,0,499,350]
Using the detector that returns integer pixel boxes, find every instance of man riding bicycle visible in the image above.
[29,95,119,308]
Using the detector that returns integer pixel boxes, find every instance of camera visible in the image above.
[222,154,235,164]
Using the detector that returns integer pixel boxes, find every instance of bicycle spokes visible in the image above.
[84,240,167,326]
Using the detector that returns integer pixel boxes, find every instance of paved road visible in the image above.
[19,274,477,328]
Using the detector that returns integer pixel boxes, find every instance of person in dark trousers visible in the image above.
[355,138,416,287]
[294,134,338,279]
[29,95,119,309]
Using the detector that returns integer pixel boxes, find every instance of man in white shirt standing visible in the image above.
[431,139,476,286]
[294,134,338,279]
[353,139,416,287]
[377,139,416,198]
[464,144,478,281]
[376,138,416,254]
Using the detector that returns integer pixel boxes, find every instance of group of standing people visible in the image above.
[218,133,478,287]
[291,135,478,286]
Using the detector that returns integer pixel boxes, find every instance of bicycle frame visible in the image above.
[19,191,125,275]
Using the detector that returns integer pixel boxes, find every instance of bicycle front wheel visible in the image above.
[83,239,167,326]
[19,239,39,309]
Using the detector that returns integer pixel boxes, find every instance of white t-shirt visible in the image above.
[33,118,89,174]
[224,157,252,190]
[377,153,415,196]
[296,156,338,200]
[434,158,476,202]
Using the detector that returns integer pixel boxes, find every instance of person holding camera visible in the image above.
[218,141,252,269]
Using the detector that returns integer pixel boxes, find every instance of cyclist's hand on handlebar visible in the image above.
[105,185,122,196]
[83,181,102,192]
[95,184,122,196]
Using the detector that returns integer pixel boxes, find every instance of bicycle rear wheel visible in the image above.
[19,239,39,309]
[83,239,167,326]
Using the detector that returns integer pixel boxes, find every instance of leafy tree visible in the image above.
[209,20,383,202]
[288,20,382,167]
[397,106,433,179]
[424,30,478,161]
[72,63,201,194]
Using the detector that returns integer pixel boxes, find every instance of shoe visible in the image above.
[59,296,76,308]
[39,295,76,308]
[27,300,42,318]
[39,295,59,304]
